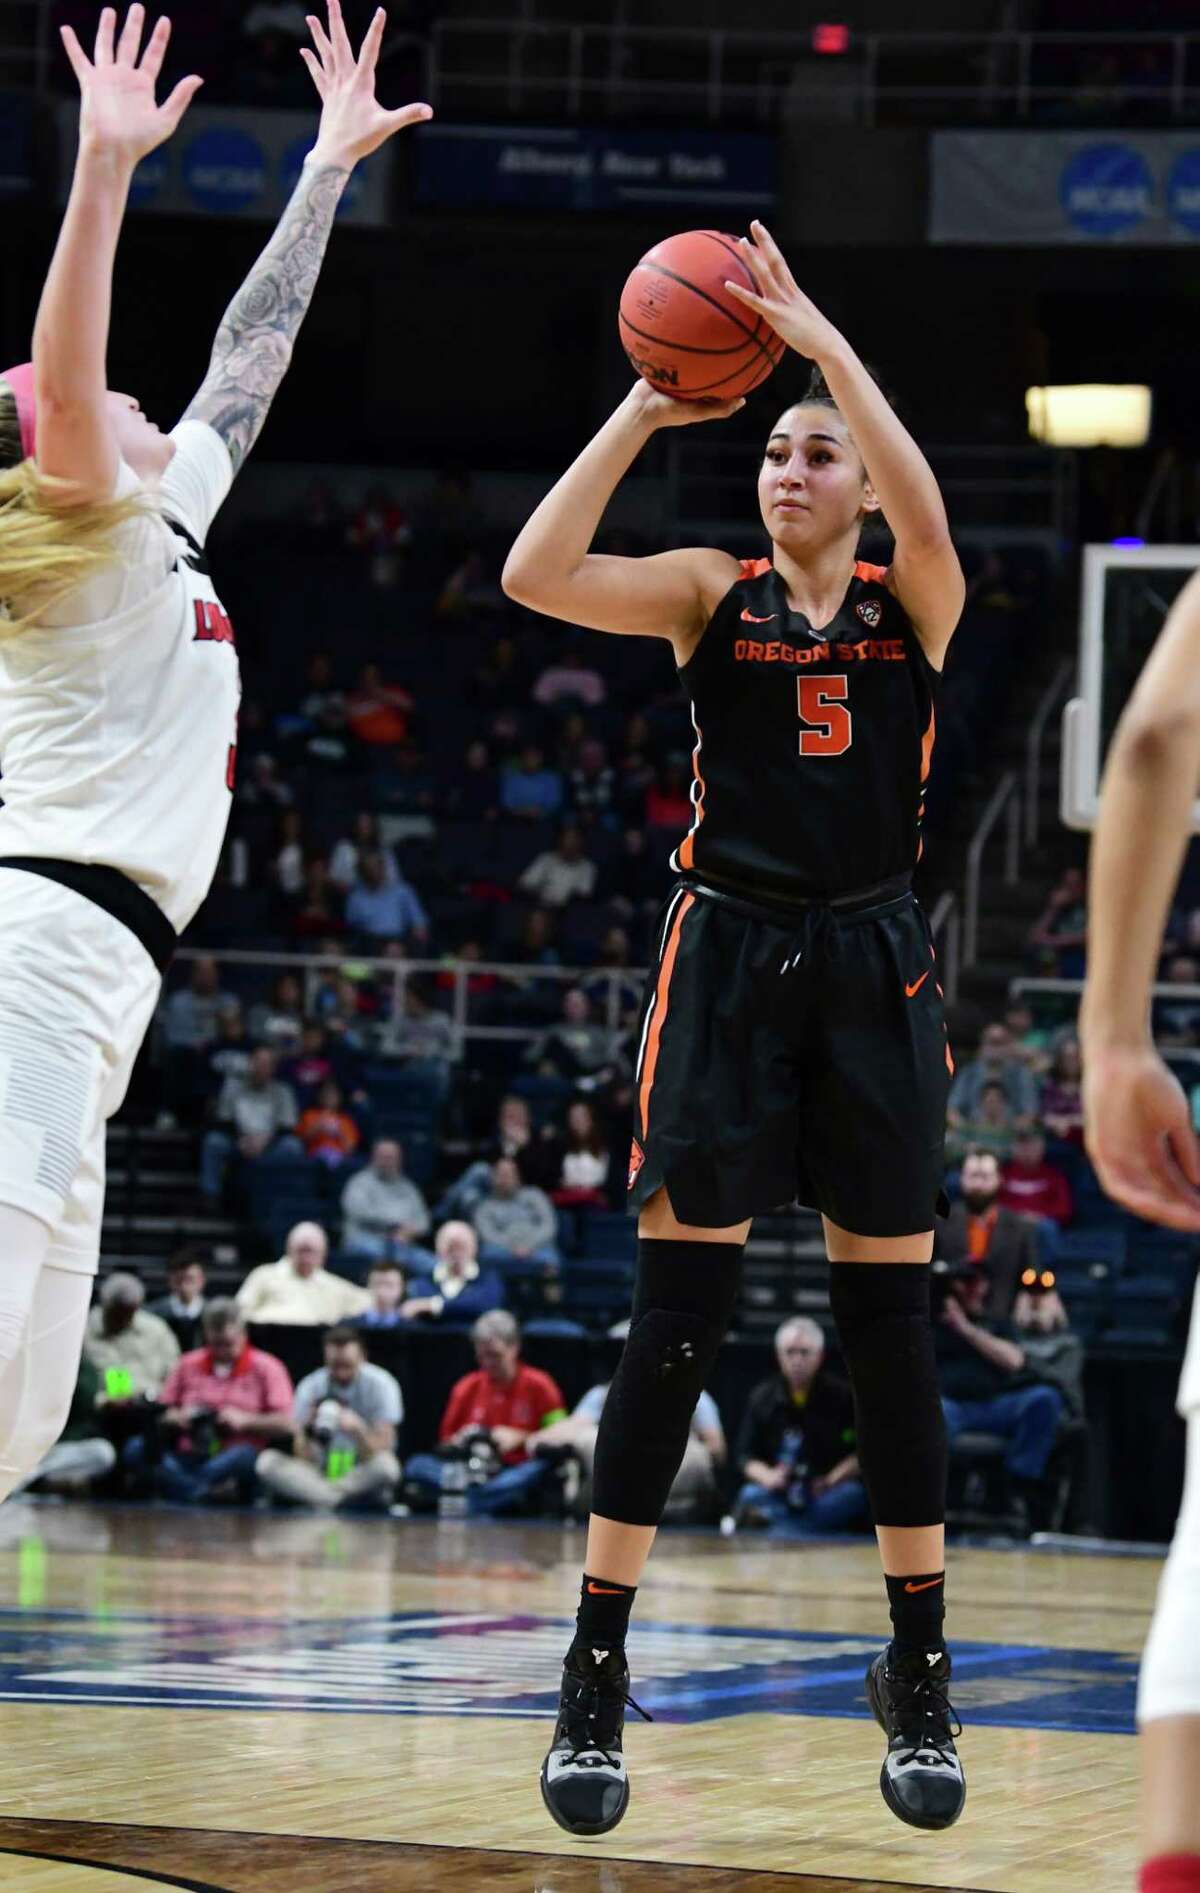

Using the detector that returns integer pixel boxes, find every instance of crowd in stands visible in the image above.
[36,1207,1099,1537]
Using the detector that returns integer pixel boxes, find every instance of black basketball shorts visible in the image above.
[627,877,953,1236]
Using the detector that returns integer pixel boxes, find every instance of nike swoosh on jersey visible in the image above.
[740,609,777,623]
[905,971,930,998]
[904,1576,944,1593]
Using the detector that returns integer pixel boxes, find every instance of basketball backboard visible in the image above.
[1061,544,1200,830]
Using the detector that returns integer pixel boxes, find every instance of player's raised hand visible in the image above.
[624,378,745,431]
[1083,1041,1200,1231]
[60,5,203,163]
[723,220,842,363]
[304,2,432,169]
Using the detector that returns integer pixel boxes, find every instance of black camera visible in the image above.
[188,1407,220,1455]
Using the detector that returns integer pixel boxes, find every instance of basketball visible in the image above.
[618,229,785,402]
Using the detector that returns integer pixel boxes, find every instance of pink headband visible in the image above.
[0,363,36,462]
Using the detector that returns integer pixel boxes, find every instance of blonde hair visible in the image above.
[0,458,146,635]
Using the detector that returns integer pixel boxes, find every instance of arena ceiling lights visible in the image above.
[1025,384,1152,448]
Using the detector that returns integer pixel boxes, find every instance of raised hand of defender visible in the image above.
[723,219,843,362]
[60,5,203,163]
[304,2,432,169]
[1084,1042,1200,1231]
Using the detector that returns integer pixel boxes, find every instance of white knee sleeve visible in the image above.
[1139,1410,1200,1724]
[0,1205,51,1371]
[0,1263,92,1501]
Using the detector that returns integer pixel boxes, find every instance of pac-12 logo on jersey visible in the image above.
[628,1139,646,1192]
[193,599,236,646]
[856,598,882,629]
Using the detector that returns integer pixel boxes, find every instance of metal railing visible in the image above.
[1024,656,1075,851]
[426,22,1200,129]
[964,771,1021,969]
[1011,975,1200,1070]
[172,946,644,1064]
[928,888,960,1007]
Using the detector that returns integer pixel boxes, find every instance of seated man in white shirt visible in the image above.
[257,1326,402,1511]
[535,1374,726,1522]
[235,1222,370,1327]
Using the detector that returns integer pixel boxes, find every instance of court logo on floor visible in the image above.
[0,1611,1138,1735]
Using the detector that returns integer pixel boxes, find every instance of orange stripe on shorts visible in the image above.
[638,892,695,1138]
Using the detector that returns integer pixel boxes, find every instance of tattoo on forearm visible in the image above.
[183,162,349,473]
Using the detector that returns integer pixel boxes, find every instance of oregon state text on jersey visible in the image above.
[669,558,937,903]
[0,421,240,932]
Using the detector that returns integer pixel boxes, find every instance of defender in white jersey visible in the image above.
[0,0,430,1502]
[1080,569,1200,1893]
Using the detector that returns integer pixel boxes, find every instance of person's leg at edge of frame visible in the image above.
[824,1219,966,1833]
[540,1186,749,1839]
[1138,1410,1200,1893]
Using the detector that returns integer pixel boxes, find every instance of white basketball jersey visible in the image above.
[0,420,240,931]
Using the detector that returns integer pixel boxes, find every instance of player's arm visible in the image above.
[724,221,964,668]
[1079,568,1200,1230]
[502,380,742,660]
[36,7,201,501]
[181,3,430,473]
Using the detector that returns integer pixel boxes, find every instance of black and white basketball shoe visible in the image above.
[865,1643,966,1830]
[540,1645,651,1837]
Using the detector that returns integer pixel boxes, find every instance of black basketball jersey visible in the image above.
[669,557,937,903]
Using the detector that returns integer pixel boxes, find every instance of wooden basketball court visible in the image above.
[0,1502,1149,1891]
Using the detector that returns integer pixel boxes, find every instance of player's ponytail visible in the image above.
[0,394,145,636]
[803,360,897,414]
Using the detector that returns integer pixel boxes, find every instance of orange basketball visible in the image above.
[618,229,785,402]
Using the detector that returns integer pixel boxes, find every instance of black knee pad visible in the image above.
[828,1262,946,1529]
[592,1238,743,1528]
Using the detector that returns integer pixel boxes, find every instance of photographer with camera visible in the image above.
[257,1325,402,1510]
[933,1259,1063,1529]
[404,1311,566,1518]
[124,1301,294,1505]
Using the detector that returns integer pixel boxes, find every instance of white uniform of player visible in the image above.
[1139,1287,1200,1723]
[0,419,237,1275]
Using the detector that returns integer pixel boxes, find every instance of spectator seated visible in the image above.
[728,1318,868,1538]
[401,1220,505,1325]
[236,1221,371,1326]
[124,1301,294,1506]
[403,1312,567,1517]
[258,1325,402,1511]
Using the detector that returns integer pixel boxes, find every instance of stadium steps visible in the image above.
[101,1123,241,1273]
[738,1208,833,1335]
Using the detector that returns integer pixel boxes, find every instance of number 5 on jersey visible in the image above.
[797,674,852,757]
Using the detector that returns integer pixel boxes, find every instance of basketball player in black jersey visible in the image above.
[503,221,966,1839]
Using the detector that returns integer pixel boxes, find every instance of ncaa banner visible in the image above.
[55,103,392,226]
[415,124,774,212]
[931,131,1200,245]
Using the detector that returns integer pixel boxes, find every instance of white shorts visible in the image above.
[0,869,161,1275]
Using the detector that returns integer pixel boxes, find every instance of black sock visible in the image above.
[572,1573,637,1661]
[885,1570,946,1656]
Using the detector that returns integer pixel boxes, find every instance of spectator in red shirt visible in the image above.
[1001,1128,1073,1227]
[124,1301,294,1505]
[403,1311,566,1516]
